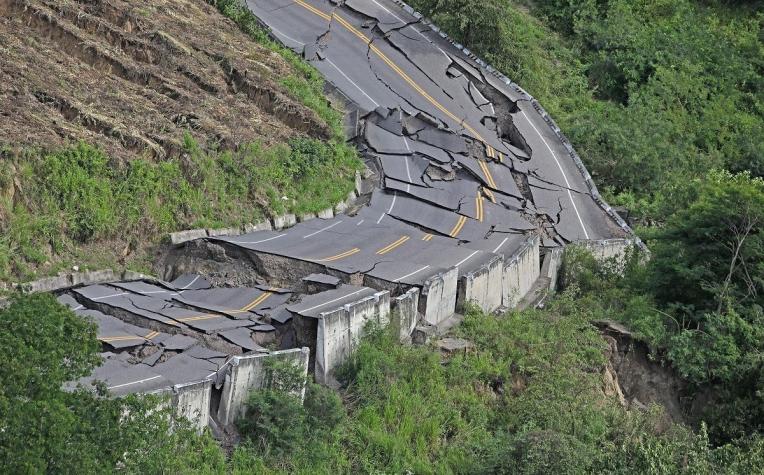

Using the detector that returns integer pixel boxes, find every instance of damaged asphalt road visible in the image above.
[54,0,636,397]
[241,0,628,262]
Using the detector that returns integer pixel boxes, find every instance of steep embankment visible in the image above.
[0,0,360,284]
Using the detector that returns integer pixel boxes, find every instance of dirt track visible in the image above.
[0,0,330,160]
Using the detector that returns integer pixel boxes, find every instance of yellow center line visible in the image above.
[483,187,497,203]
[239,290,275,312]
[475,194,484,222]
[449,215,467,237]
[422,233,433,241]
[314,247,361,262]
[478,161,498,189]
[100,335,143,342]
[376,235,410,255]
[292,0,499,188]
[176,314,220,322]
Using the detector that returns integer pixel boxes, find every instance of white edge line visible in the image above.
[454,250,480,268]
[520,109,590,239]
[326,58,380,108]
[108,375,162,391]
[91,292,129,301]
[269,25,305,46]
[303,220,343,238]
[492,237,509,254]
[179,275,200,290]
[300,288,369,313]
[394,265,430,283]
[231,234,286,245]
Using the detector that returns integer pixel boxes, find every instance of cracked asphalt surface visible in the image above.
[226,0,627,275]
[61,0,631,394]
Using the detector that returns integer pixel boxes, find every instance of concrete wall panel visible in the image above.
[172,380,212,431]
[392,288,420,343]
[315,291,390,384]
[217,348,310,426]
[419,267,458,325]
[457,255,503,313]
[502,236,540,309]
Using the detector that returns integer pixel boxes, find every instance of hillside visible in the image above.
[0,0,360,284]
[0,0,329,158]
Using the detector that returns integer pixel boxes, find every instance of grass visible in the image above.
[0,136,359,283]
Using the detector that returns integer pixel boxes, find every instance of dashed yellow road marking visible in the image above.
[376,235,410,255]
[449,215,467,237]
[292,0,499,188]
[314,247,361,262]
[422,233,433,241]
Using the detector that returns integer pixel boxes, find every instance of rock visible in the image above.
[207,227,241,237]
[317,208,334,219]
[243,221,272,233]
[272,214,297,230]
[412,324,437,345]
[436,337,474,355]
[298,212,316,223]
[169,229,208,245]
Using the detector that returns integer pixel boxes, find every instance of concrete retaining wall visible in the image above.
[315,291,391,384]
[17,269,154,294]
[541,247,564,293]
[457,255,504,313]
[502,236,540,309]
[419,267,458,325]
[172,380,212,431]
[216,348,310,426]
[391,287,420,343]
[579,239,634,263]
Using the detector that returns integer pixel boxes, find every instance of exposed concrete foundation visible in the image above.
[216,348,310,426]
[315,291,391,384]
[502,235,541,309]
[457,255,504,313]
[419,267,458,325]
[392,287,420,343]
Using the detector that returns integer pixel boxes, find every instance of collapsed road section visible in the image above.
[48,0,640,431]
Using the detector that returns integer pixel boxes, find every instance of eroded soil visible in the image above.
[0,0,330,160]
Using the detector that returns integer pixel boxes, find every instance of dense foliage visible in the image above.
[559,169,764,444]
[227,303,764,474]
[0,294,225,473]
[408,0,763,222]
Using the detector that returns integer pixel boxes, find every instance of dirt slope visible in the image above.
[0,0,330,160]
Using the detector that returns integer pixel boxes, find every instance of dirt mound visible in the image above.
[0,0,331,160]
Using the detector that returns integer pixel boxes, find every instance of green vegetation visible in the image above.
[0,293,226,473]
[560,170,764,444]
[0,0,363,285]
[0,137,359,282]
[408,0,763,222]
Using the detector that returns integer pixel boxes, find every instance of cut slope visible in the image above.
[0,0,331,160]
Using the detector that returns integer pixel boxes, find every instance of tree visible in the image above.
[0,294,226,473]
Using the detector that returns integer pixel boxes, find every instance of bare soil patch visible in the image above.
[0,0,331,160]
